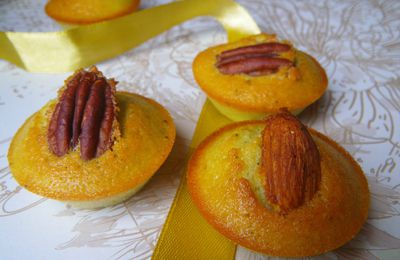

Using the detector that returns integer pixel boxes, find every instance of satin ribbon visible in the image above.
[152,101,235,259]
[0,0,259,72]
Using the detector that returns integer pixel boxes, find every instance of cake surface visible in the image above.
[187,121,369,257]
[193,33,328,120]
[8,92,175,206]
[45,0,140,24]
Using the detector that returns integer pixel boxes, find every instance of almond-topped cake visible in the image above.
[187,109,369,257]
[8,67,175,209]
[193,33,328,121]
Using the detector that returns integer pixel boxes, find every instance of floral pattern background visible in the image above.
[0,0,399,259]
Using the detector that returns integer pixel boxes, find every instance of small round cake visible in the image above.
[8,67,175,209]
[45,0,140,25]
[193,33,328,121]
[187,110,369,257]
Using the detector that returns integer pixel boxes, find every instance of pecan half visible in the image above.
[71,71,96,148]
[216,53,277,67]
[218,57,293,75]
[48,72,83,156]
[96,78,117,157]
[219,42,291,59]
[48,67,119,161]
[216,42,293,76]
[79,78,106,160]
[261,109,321,213]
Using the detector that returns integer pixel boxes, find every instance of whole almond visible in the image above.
[261,109,321,213]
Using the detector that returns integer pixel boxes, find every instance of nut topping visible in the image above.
[72,71,96,148]
[216,53,277,67]
[219,42,291,59]
[216,42,293,76]
[261,109,321,213]
[48,67,119,161]
[218,57,293,75]
[48,72,82,156]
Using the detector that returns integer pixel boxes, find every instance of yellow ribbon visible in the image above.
[0,0,259,72]
[1,0,260,258]
[153,101,234,259]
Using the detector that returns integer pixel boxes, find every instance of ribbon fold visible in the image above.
[152,101,235,259]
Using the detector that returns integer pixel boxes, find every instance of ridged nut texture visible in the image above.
[48,66,119,161]
[261,109,321,213]
[216,42,293,76]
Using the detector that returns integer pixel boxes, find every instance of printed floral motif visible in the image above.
[0,0,399,259]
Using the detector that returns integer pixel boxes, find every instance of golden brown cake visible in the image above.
[187,109,369,257]
[45,0,140,25]
[192,33,328,121]
[8,67,175,209]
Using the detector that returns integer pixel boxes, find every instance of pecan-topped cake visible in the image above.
[188,110,369,257]
[193,33,328,121]
[8,67,175,208]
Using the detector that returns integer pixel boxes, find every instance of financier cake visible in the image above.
[192,33,328,121]
[187,109,369,257]
[8,67,175,209]
[45,0,140,25]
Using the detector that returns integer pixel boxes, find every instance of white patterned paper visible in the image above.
[0,0,399,259]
